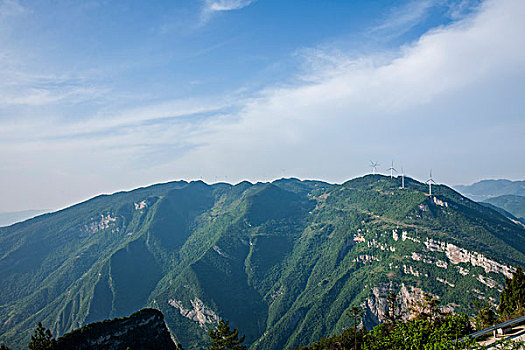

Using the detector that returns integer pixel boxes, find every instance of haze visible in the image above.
[1,0,524,212]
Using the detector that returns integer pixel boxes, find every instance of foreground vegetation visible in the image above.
[298,266,525,350]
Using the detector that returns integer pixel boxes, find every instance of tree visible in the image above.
[346,306,364,350]
[1,344,11,350]
[410,293,443,322]
[498,265,525,319]
[473,301,497,330]
[207,319,246,350]
[27,322,56,350]
[346,306,363,350]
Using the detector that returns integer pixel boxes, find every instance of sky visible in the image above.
[0,0,524,212]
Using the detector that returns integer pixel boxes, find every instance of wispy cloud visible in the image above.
[204,0,255,12]
[370,0,438,39]
[200,0,255,24]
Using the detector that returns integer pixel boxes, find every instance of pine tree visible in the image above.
[207,320,246,350]
[498,265,525,319]
[474,303,497,330]
[346,306,363,350]
[27,322,56,350]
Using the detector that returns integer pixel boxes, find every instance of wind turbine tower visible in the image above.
[401,167,405,189]
[387,160,397,179]
[426,170,436,196]
[370,161,379,175]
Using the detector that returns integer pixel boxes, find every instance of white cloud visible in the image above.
[204,0,255,12]
[1,0,525,211]
[200,0,255,24]
[171,0,525,184]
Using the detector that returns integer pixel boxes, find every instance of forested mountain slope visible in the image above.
[1,175,525,349]
[484,194,525,221]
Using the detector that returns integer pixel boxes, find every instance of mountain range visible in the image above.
[455,179,525,202]
[1,175,525,349]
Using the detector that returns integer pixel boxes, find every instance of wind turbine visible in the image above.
[386,160,397,179]
[370,161,379,175]
[426,170,436,196]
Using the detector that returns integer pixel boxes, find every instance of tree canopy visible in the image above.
[207,320,246,350]
[27,322,56,350]
[498,265,525,319]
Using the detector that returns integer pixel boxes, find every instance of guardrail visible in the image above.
[467,315,525,339]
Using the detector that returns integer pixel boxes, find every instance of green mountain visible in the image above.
[455,179,525,202]
[1,175,525,349]
[483,195,525,221]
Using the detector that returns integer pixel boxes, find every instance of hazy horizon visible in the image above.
[2,175,524,216]
[1,0,524,212]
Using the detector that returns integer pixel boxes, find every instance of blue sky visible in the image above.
[1,0,524,212]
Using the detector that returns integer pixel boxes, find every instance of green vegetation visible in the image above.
[498,265,525,319]
[1,175,525,349]
[299,284,525,350]
[484,195,525,221]
[208,320,246,350]
[27,323,55,350]
[473,301,497,330]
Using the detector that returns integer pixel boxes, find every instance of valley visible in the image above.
[1,175,524,349]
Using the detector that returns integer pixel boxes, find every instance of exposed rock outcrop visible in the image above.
[168,297,220,328]
[53,308,178,350]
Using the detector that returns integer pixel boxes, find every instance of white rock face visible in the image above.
[134,200,147,210]
[445,243,514,278]
[432,197,449,207]
[403,264,421,277]
[353,234,365,243]
[456,266,470,276]
[363,284,439,326]
[423,238,514,278]
[168,297,219,328]
[392,229,399,241]
[363,283,459,329]
[477,274,503,290]
[436,277,455,288]
[354,255,380,264]
[402,231,420,243]
[83,214,117,234]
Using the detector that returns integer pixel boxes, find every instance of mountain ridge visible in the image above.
[455,179,525,202]
[1,175,525,349]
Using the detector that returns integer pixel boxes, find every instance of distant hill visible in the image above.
[0,209,49,227]
[1,176,525,349]
[455,179,525,202]
[480,202,525,226]
[53,308,178,350]
[484,195,525,221]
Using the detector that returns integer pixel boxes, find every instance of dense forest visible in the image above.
[2,265,524,349]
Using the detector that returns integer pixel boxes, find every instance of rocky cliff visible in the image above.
[53,309,179,350]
